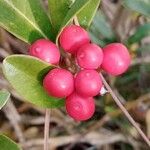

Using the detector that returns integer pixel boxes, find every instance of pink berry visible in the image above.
[66,92,95,121]
[102,43,131,76]
[75,70,102,97]
[29,39,60,64]
[59,25,90,53]
[77,43,103,69]
[43,68,74,98]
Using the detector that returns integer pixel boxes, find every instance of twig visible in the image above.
[21,115,63,126]
[3,100,25,143]
[0,28,12,54]
[86,93,150,133]
[84,115,110,135]
[131,56,150,66]
[73,14,150,147]
[44,109,50,150]
[146,110,150,139]
[100,73,150,147]
[108,93,150,118]
[22,130,127,149]
[0,48,10,58]
[7,35,28,54]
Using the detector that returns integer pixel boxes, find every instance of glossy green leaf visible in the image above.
[123,0,150,17]
[3,55,64,108]
[77,0,101,28]
[0,134,21,150]
[48,0,73,33]
[127,23,150,44]
[0,0,54,44]
[0,90,10,109]
[56,0,91,42]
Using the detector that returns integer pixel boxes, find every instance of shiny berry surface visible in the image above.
[29,39,60,64]
[59,25,90,53]
[75,70,102,97]
[43,68,74,98]
[102,43,131,76]
[66,92,95,121]
[77,43,103,69]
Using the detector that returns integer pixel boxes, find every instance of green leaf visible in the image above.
[89,11,116,46]
[0,134,21,150]
[48,0,100,35]
[56,0,91,42]
[48,0,73,33]
[77,0,101,28]
[90,11,115,40]
[3,55,64,108]
[123,0,150,17]
[0,90,10,109]
[127,23,150,44]
[0,0,54,44]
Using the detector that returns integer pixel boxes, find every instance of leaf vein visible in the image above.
[4,0,48,39]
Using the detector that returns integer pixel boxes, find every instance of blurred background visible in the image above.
[0,0,150,149]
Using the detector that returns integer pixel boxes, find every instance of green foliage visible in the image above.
[77,0,101,28]
[0,90,10,109]
[89,11,116,46]
[56,0,92,41]
[127,23,150,45]
[0,0,101,109]
[48,0,72,33]
[0,0,54,44]
[3,55,64,108]
[49,0,101,34]
[0,134,21,150]
[123,0,150,17]
[0,0,101,43]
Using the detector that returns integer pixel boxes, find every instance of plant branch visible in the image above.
[3,100,25,143]
[100,73,150,147]
[44,109,50,150]
[73,14,150,147]
[22,131,127,149]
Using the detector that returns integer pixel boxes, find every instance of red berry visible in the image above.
[75,70,102,97]
[66,92,95,121]
[77,43,103,69]
[102,43,131,76]
[59,25,90,53]
[43,68,74,98]
[29,39,60,64]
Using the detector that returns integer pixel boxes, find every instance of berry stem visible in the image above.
[73,16,80,26]
[44,109,50,150]
[100,73,150,147]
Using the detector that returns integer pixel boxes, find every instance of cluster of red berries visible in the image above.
[29,25,131,121]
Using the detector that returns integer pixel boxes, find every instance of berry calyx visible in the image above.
[43,68,74,98]
[75,70,102,97]
[29,39,60,64]
[76,43,103,69]
[66,92,95,121]
[101,43,131,76]
[59,25,90,54]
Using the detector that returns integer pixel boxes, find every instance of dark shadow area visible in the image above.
[57,142,97,150]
